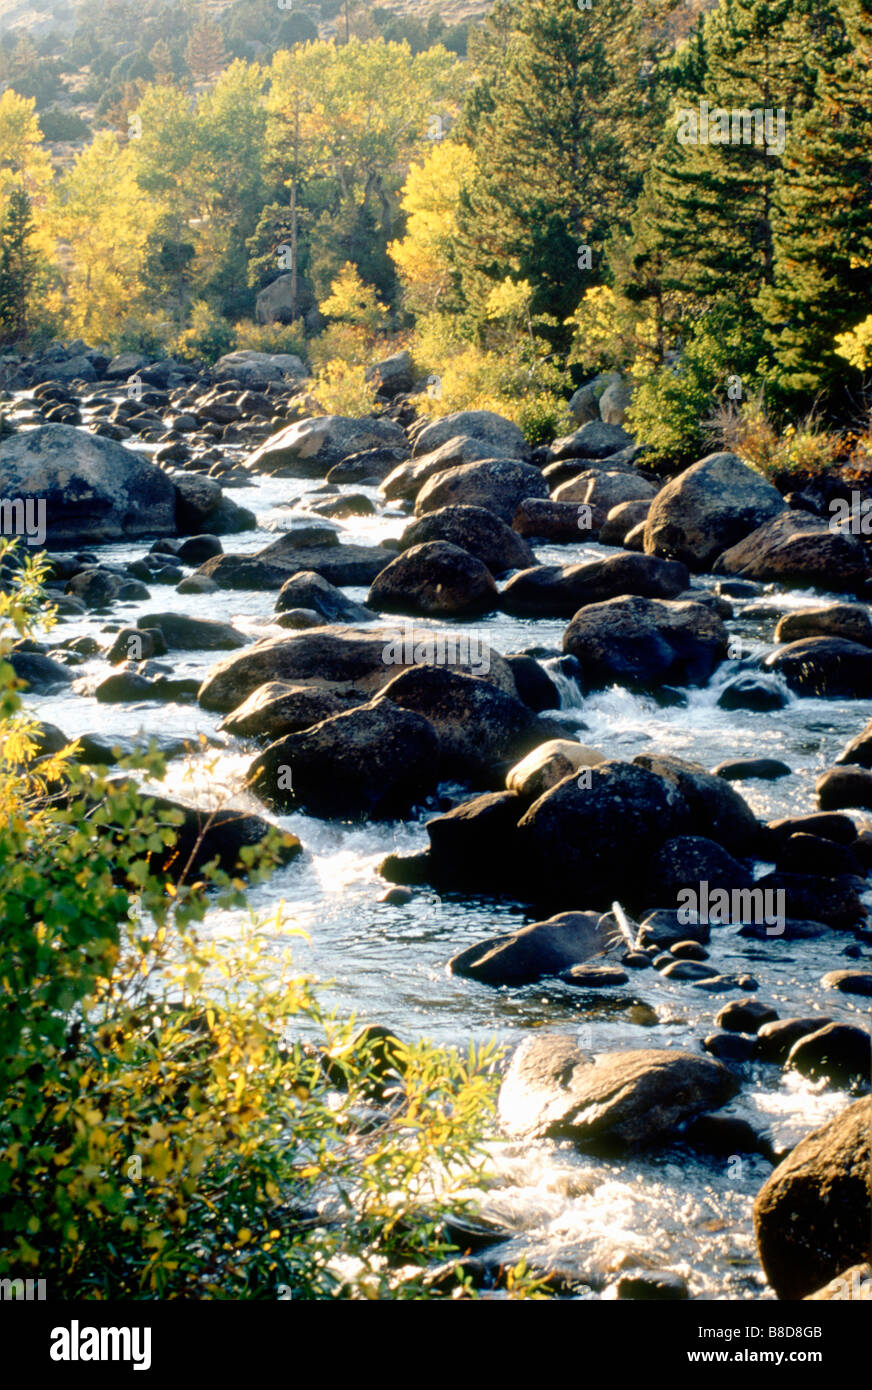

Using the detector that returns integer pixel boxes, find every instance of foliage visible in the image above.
[0,543,531,1300]
[233,318,309,362]
[311,359,380,417]
[835,314,872,372]
[172,299,235,363]
[710,395,844,477]
[319,261,388,334]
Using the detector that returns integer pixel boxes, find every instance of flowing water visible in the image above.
[17,430,872,1299]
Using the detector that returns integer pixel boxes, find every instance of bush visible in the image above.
[418,342,572,446]
[173,300,235,364]
[625,362,711,469]
[711,396,843,479]
[311,359,380,417]
[0,544,530,1300]
[233,318,308,363]
[37,106,92,142]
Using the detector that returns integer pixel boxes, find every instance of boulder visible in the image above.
[817,766,872,811]
[244,415,406,476]
[785,1024,872,1087]
[764,637,872,698]
[717,674,788,711]
[274,570,371,623]
[632,754,761,857]
[753,1098,871,1299]
[252,276,316,327]
[367,540,498,616]
[599,499,652,547]
[198,625,516,712]
[219,681,360,739]
[552,469,656,511]
[550,419,633,459]
[8,649,73,692]
[365,349,414,397]
[380,436,496,502]
[775,604,872,648]
[516,759,689,908]
[834,719,872,770]
[754,1017,833,1064]
[135,612,246,651]
[247,699,440,818]
[563,595,728,690]
[498,1034,738,1150]
[0,423,177,546]
[502,553,689,617]
[822,970,872,997]
[714,757,791,781]
[511,497,604,542]
[414,458,549,523]
[140,793,301,880]
[505,739,606,800]
[716,998,778,1033]
[397,505,534,577]
[327,446,409,485]
[375,665,540,781]
[196,541,394,590]
[645,835,754,902]
[411,410,528,461]
[598,377,634,425]
[568,373,621,424]
[643,452,785,571]
[449,911,619,986]
[714,512,869,592]
[425,791,523,891]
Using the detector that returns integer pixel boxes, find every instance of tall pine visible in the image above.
[454,0,673,340]
[761,0,872,406]
[0,187,37,345]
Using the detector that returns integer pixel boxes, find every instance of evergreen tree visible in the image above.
[761,0,872,406]
[454,0,673,342]
[0,186,37,344]
[625,0,846,350]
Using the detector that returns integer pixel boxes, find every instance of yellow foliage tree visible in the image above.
[389,141,475,315]
[0,89,52,224]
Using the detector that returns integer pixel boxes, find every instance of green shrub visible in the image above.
[0,543,534,1300]
[173,300,235,364]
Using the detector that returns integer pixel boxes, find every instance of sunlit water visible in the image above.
[18,436,872,1299]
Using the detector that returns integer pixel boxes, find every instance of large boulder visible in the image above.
[506,739,606,801]
[501,553,689,617]
[253,275,316,326]
[198,625,516,712]
[498,1034,738,1150]
[414,459,549,523]
[219,681,360,739]
[8,649,74,692]
[411,410,528,460]
[643,452,785,571]
[367,540,498,617]
[397,505,534,577]
[375,666,541,780]
[598,377,634,425]
[632,754,762,857]
[365,349,413,397]
[213,348,308,386]
[599,499,653,547]
[753,1098,871,1299]
[424,791,524,891]
[196,537,394,590]
[763,637,872,698]
[568,372,621,424]
[714,511,869,592]
[380,436,496,502]
[449,911,619,986]
[563,595,728,689]
[243,415,406,477]
[247,700,440,818]
[516,759,689,907]
[0,423,177,546]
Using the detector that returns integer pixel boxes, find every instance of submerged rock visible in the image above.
[449,911,618,986]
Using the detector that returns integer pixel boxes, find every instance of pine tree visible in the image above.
[630,0,846,342]
[760,0,872,406]
[185,18,227,85]
[0,186,37,344]
[453,0,672,341]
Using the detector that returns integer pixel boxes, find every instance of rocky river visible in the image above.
[1,344,870,1301]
